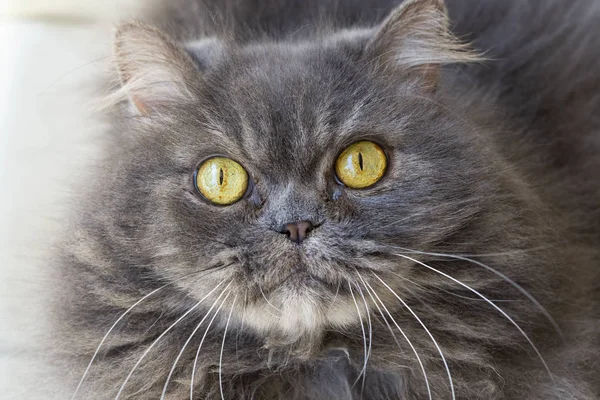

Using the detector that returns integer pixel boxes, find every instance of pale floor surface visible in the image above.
[0,19,115,399]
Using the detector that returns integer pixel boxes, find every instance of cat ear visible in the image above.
[114,21,200,114]
[365,0,480,89]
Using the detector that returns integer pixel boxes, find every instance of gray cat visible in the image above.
[54,0,600,399]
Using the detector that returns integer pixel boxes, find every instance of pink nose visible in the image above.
[282,221,314,244]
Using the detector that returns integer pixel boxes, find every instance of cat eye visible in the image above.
[195,157,249,205]
[335,141,387,189]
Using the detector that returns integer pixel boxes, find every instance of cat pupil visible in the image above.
[219,168,224,185]
[358,153,364,171]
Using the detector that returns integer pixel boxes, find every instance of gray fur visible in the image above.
[53,0,600,399]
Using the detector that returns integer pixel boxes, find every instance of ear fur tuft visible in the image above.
[366,0,482,87]
[112,21,200,114]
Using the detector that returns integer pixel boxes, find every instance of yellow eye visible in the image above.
[335,141,387,189]
[195,157,248,205]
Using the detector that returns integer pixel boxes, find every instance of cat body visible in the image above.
[55,0,600,399]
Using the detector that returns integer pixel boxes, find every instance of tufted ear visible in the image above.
[114,21,200,114]
[365,0,480,89]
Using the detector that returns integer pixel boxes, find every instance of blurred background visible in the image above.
[0,1,137,397]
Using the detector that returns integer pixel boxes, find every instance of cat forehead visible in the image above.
[213,46,364,111]
[196,44,380,171]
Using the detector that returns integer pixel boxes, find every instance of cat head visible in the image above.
[97,0,519,342]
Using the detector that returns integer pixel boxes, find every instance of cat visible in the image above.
[53,0,600,399]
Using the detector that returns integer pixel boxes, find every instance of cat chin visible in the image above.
[240,288,362,341]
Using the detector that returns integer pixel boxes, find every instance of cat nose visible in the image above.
[281,221,314,244]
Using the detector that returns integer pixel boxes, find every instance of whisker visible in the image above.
[449,247,551,258]
[372,272,456,400]
[327,280,342,312]
[72,267,228,400]
[357,272,432,400]
[71,285,168,400]
[356,276,403,352]
[391,252,555,384]
[385,266,517,303]
[160,282,233,399]
[348,281,368,392]
[376,198,480,230]
[219,295,238,400]
[258,284,282,313]
[386,245,563,339]
[190,290,232,399]
[114,280,227,400]
[437,289,519,303]
[354,283,373,399]
[235,291,248,368]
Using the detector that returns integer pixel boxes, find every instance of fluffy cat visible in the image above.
[54,0,600,399]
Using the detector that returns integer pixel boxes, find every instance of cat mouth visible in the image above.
[279,271,324,285]
[270,267,331,292]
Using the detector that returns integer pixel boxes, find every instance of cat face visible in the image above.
[107,1,493,339]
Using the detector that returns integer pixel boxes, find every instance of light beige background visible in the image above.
[0,1,140,398]
[0,0,137,19]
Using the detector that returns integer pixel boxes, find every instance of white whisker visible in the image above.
[219,295,238,400]
[114,280,227,400]
[372,272,456,400]
[387,267,517,303]
[72,268,223,399]
[160,282,233,399]
[387,245,563,338]
[71,284,168,400]
[348,281,368,390]
[357,272,432,400]
[190,290,232,399]
[357,276,403,352]
[258,284,281,313]
[391,252,555,384]
[327,280,342,313]
[235,293,248,366]
[438,288,519,303]
[354,283,373,398]
[377,198,482,230]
